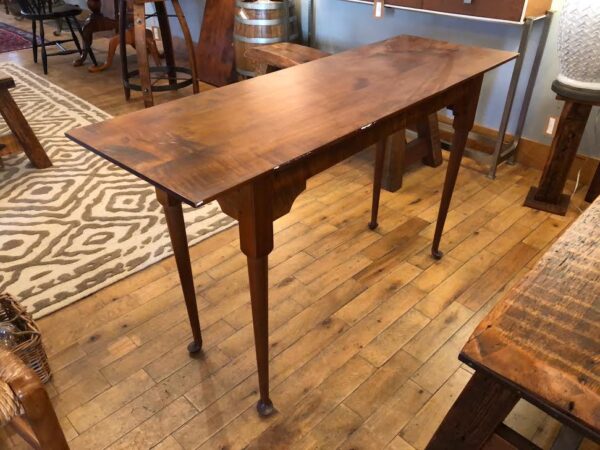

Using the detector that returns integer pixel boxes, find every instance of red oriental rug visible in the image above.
[0,22,37,54]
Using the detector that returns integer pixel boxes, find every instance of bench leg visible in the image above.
[426,370,520,450]
[381,129,407,192]
[420,113,443,168]
[0,89,51,169]
[381,114,441,193]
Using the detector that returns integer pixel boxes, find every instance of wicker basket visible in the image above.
[0,293,51,384]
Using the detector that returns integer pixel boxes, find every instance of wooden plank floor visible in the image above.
[1,13,597,450]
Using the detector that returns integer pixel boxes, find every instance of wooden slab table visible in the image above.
[427,198,600,449]
[66,35,516,416]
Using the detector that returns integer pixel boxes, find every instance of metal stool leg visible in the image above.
[39,20,48,74]
[155,0,176,88]
[32,20,38,63]
[119,0,131,101]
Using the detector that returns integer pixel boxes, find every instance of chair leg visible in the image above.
[10,375,69,450]
[39,20,48,74]
[65,17,82,53]
[73,16,97,66]
[32,20,38,63]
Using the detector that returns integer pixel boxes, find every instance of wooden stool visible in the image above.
[524,80,600,215]
[119,0,199,108]
[246,42,443,195]
[0,76,51,169]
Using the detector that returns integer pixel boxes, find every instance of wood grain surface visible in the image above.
[461,198,600,438]
[3,12,596,448]
[66,35,516,207]
[195,0,236,87]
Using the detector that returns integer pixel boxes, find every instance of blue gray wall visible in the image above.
[176,0,599,157]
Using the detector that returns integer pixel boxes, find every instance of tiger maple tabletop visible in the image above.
[67,35,517,416]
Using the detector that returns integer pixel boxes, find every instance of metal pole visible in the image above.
[284,0,290,41]
[488,18,533,179]
[307,0,314,47]
[508,11,554,164]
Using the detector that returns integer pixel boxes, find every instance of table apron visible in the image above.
[215,79,472,222]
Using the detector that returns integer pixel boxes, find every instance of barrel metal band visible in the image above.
[235,16,296,26]
[236,1,286,9]
[234,34,284,44]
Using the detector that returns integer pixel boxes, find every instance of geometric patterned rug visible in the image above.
[0,63,236,318]
[0,22,37,54]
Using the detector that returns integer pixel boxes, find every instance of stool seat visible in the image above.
[552,80,600,105]
[245,42,330,71]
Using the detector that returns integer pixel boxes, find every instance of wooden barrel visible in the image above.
[234,0,299,79]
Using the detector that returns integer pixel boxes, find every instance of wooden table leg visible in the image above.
[524,100,592,215]
[431,76,483,259]
[0,87,52,169]
[225,177,275,417]
[369,139,386,230]
[156,188,203,353]
[426,370,520,450]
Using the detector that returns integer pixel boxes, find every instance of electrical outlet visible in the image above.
[373,0,384,18]
[152,27,161,41]
[545,116,557,136]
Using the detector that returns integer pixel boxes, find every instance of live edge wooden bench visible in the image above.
[427,198,600,449]
[245,42,443,193]
[0,75,51,169]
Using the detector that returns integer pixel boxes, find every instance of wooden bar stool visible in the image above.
[524,80,600,215]
[119,0,199,108]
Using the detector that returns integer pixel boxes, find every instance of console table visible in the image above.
[341,0,554,179]
[67,35,516,416]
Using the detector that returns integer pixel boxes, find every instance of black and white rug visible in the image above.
[0,63,236,317]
